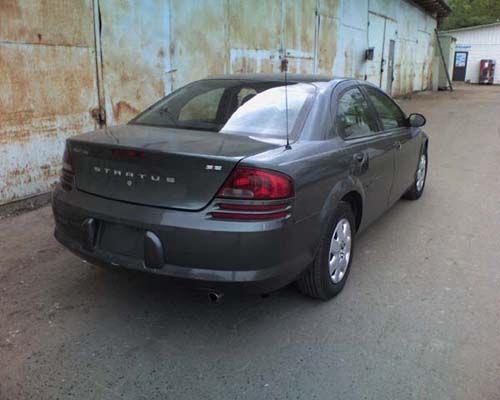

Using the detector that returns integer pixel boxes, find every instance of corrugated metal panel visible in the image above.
[0,0,97,205]
[0,0,94,46]
[283,0,316,73]
[316,15,339,75]
[366,0,436,96]
[171,0,226,88]
[0,0,440,205]
[228,0,281,74]
[97,0,171,125]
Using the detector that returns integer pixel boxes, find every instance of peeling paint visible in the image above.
[171,0,226,88]
[0,0,94,47]
[97,0,171,125]
[0,0,439,205]
[317,15,338,75]
[0,0,97,205]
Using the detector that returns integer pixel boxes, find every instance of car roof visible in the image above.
[205,73,347,85]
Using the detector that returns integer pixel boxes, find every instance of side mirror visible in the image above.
[408,113,426,128]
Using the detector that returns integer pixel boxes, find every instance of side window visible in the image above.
[236,87,257,107]
[365,88,407,130]
[335,87,378,139]
[178,88,225,121]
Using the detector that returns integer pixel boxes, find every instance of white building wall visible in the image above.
[364,0,438,95]
[446,24,500,84]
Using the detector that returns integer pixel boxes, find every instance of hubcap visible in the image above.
[329,218,352,284]
[416,154,427,191]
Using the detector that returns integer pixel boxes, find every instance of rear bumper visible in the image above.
[52,186,316,293]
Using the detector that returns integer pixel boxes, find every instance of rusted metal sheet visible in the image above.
[316,14,338,76]
[97,0,171,125]
[283,0,315,73]
[228,0,281,74]
[317,0,341,19]
[0,0,94,46]
[0,0,97,205]
[171,0,226,88]
[1,0,441,206]
[365,0,437,96]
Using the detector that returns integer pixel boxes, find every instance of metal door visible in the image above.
[452,52,468,81]
[95,0,171,126]
[366,13,397,92]
[314,5,340,75]
[0,0,99,204]
[386,40,395,94]
[366,13,386,86]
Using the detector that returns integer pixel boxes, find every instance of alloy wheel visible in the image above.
[329,218,352,283]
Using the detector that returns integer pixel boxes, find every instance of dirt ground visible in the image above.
[1,83,499,400]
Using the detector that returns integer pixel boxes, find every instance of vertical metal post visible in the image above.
[379,18,387,88]
[435,29,453,92]
[91,0,106,127]
[313,0,320,74]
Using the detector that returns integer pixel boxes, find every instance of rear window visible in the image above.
[220,85,313,138]
[131,79,315,139]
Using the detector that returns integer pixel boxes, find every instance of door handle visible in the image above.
[394,141,402,151]
[353,152,367,163]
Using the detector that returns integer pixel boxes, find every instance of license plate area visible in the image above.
[99,222,144,259]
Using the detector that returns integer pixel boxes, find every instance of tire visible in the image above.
[297,201,356,300]
[403,149,428,200]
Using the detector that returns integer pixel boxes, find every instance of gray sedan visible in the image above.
[52,74,428,300]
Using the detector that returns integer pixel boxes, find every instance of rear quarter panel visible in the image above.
[242,140,365,253]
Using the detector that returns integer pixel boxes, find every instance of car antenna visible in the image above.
[280,56,292,150]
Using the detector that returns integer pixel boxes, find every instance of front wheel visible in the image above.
[297,201,356,300]
[403,150,427,200]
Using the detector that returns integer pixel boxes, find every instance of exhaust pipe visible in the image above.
[207,291,224,304]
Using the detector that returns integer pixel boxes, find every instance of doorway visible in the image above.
[452,51,468,81]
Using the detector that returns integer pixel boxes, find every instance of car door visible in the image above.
[363,86,420,204]
[332,84,395,227]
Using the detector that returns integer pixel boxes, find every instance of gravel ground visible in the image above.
[1,83,499,400]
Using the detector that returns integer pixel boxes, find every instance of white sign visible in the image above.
[455,53,467,67]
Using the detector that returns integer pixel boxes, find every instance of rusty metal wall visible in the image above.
[0,0,438,205]
[0,0,99,205]
[98,0,172,126]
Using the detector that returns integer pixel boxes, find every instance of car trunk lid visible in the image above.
[69,125,280,210]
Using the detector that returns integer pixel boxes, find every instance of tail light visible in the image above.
[217,167,294,200]
[60,143,74,191]
[212,167,294,221]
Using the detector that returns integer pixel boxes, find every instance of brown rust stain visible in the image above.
[39,164,53,179]
[98,0,170,124]
[0,0,94,47]
[112,101,140,122]
[284,0,315,54]
[170,0,226,87]
[318,0,340,18]
[0,8,97,204]
[0,44,98,145]
[228,0,281,50]
[0,44,97,118]
[317,15,338,75]
[1,160,60,198]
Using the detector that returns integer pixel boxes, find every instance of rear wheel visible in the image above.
[297,202,356,300]
[403,150,427,200]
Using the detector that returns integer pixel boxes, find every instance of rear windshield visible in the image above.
[130,79,315,139]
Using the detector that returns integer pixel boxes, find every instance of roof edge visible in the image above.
[441,21,500,33]
[413,0,452,18]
